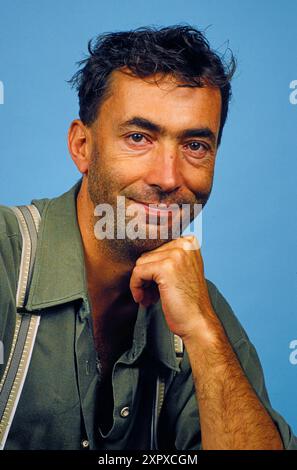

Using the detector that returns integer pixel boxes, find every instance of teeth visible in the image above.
[147,203,168,208]
[148,204,169,211]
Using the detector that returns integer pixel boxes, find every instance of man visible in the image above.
[0,25,296,450]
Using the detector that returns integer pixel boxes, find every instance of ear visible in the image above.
[68,119,92,174]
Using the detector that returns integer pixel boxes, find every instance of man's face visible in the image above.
[87,69,221,262]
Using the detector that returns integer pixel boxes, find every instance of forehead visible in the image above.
[98,68,222,134]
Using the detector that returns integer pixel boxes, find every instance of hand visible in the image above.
[130,235,216,339]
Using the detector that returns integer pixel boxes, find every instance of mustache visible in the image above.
[122,189,207,207]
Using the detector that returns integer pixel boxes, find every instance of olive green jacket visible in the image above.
[0,179,296,450]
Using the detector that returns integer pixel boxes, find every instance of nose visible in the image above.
[144,145,182,193]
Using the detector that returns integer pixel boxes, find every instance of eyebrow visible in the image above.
[118,116,217,145]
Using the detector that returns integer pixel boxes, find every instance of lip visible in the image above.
[127,198,183,228]
[129,199,174,217]
[129,198,178,212]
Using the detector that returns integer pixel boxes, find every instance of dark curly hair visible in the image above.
[69,24,236,146]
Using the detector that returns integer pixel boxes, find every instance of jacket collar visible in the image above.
[26,178,87,310]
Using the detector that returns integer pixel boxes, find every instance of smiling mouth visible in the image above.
[127,198,183,227]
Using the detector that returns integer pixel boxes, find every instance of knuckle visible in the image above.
[182,235,198,250]
[133,265,141,275]
[163,257,174,271]
[173,247,184,259]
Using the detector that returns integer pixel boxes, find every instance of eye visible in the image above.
[184,141,209,157]
[127,133,147,143]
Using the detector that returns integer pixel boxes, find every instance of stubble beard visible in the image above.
[87,148,211,264]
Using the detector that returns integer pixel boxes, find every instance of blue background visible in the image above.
[0,0,296,434]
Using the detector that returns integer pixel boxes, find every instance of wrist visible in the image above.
[181,308,227,350]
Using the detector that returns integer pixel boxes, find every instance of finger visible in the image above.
[130,261,163,304]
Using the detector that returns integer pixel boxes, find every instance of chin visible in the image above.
[106,236,170,263]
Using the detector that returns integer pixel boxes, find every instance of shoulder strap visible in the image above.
[0,204,41,450]
[150,333,184,450]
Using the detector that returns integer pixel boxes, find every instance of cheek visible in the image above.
[182,165,215,195]
[107,153,148,184]
[105,160,143,193]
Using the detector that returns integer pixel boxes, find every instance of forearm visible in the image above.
[183,311,284,450]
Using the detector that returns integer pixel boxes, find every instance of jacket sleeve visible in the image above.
[160,279,297,450]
